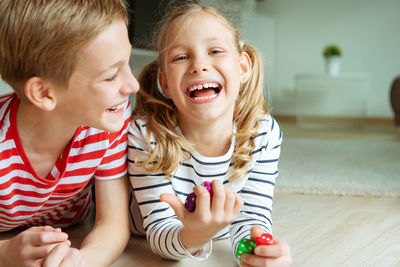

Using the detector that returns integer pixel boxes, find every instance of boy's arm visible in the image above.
[80,175,130,266]
[43,175,130,267]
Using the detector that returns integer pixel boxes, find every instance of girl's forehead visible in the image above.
[165,12,234,47]
[175,12,228,33]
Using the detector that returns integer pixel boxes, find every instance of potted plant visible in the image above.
[322,44,342,76]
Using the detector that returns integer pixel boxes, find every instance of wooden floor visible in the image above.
[1,118,399,266]
[273,117,400,267]
[273,193,400,267]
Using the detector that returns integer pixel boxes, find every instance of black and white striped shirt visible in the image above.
[128,114,282,262]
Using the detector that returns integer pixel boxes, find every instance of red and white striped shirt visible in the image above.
[0,94,130,231]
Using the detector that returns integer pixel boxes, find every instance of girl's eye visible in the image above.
[209,49,224,55]
[105,72,119,82]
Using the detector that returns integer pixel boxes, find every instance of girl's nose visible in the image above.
[189,58,209,74]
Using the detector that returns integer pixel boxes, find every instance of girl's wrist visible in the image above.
[179,227,211,254]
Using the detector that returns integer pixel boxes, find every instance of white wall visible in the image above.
[255,0,400,118]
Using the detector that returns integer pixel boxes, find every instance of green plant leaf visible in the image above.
[323,44,342,57]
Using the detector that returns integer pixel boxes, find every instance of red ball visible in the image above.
[256,233,274,246]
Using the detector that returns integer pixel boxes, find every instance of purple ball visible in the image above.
[184,192,196,212]
[184,181,214,212]
[201,181,212,193]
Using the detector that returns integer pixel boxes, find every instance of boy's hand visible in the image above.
[42,244,88,267]
[160,180,243,253]
[0,226,70,267]
[241,225,292,267]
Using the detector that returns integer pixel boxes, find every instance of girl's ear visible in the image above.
[24,77,56,111]
[158,70,170,97]
[239,52,252,84]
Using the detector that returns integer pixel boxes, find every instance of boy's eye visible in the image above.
[105,72,119,82]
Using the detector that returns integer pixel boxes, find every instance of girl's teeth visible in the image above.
[192,93,218,101]
[189,82,219,91]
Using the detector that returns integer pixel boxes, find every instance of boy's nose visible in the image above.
[123,66,140,94]
[128,74,140,94]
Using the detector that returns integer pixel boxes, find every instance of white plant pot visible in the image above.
[325,56,340,76]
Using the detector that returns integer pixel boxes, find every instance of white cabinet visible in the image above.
[0,79,13,96]
[294,73,369,124]
[130,48,157,77]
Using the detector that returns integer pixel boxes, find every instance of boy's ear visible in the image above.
[24,77,57,111]
[239,52,252,84]
[158,70,170,97]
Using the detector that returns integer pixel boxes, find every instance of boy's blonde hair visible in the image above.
[0,0,128,94]
[133,3,268,183]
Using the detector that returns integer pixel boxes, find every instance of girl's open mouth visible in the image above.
[187,82,221,101]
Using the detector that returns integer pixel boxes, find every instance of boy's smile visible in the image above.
[53,20,139,132]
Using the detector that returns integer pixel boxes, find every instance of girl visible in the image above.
[128,3,291,267]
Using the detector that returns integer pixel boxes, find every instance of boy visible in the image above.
[0,0,139,266]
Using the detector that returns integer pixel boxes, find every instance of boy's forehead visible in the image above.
[72,20,130,77]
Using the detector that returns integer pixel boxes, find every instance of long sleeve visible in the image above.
[229,116,282,264]
[128,120,211,260]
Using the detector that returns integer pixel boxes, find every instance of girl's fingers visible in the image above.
[210,180,225,212]
[160,193,186,220]
[250,225,265,241]
[193,185,211,215]
[254,239,291,258]
[233,192,244,215]
[242,253,278,267]
[241,253,263,267]
[223,189,236,214]
[242,252,292,267]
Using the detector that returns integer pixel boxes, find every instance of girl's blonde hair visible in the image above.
[133,3,268,182]
[0,0,128,94]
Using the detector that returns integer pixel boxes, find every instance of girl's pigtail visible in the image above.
[230,42,269,183]
[133,59,172,118]
[133,59,192,178]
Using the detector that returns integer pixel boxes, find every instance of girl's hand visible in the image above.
[160,180,243,253]
[241,225,292,267]
[0,226,70,267]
